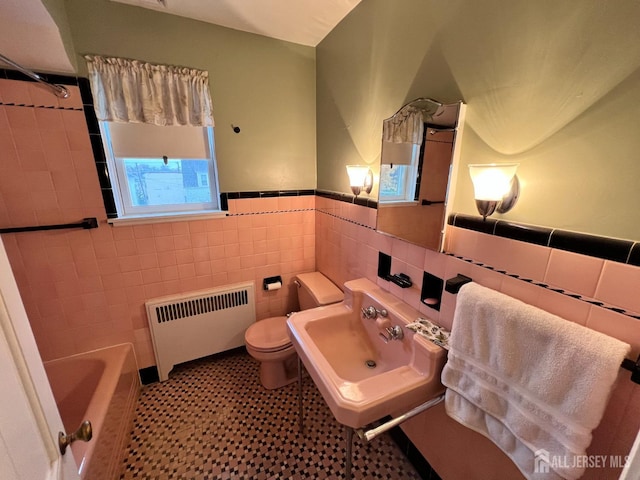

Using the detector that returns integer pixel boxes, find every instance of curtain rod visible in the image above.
[0,53,70,99]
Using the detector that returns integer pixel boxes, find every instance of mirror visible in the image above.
[376,99,466,251]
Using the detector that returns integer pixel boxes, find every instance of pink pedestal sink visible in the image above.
[287,277,447,429]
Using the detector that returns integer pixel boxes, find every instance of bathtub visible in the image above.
[44,344,140,480]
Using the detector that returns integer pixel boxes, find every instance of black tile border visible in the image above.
[549,230,633,264]
[0,67,79,86]
[139,365,159,385]
[450,213,496,235]
[448,213,639,267]
[220,189,316,202]
[495,221,553,246]
[316,189,378,209]
[630,243,640,267]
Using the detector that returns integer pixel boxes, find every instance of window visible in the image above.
[100,122,221,218]
[85,55,217,220]
[379,142,420,203]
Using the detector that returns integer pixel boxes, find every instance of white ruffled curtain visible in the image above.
[85,55,214,127]
[382,106,424,144]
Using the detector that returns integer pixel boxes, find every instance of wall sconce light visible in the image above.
[468,163,520,220]
[346,165,374,197]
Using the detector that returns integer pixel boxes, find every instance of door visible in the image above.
[0,239,79,480]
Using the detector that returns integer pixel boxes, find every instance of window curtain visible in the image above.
[382,106,423,144]
[85,55,214,127]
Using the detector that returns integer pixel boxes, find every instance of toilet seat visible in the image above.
[244,316,291,353]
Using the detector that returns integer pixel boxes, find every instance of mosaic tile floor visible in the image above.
[118,349,423,479]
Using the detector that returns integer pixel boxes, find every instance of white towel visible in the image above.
[441,282,631,480]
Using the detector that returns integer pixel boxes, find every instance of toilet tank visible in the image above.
[295,272,343,310]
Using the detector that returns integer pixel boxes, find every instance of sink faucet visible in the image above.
[361,305,388,319]
[379,325,404,343]
[361,306,403,343]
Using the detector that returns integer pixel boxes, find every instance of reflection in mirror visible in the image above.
[376,99,465,251]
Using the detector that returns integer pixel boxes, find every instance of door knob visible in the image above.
[58,420,92,455]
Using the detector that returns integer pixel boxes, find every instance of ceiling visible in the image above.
[0,0,75,73]
[0,0,361,75]
[112,0,362,47]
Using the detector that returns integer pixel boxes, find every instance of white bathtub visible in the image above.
[44,344,140,480]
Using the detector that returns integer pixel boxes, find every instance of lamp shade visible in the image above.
[346,165,371,187]
[468,163,519,201]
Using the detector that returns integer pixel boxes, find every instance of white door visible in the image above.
[0,239,79,480]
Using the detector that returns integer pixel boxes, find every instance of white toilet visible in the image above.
[244,272,343,389]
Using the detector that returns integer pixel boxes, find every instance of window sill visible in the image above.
[378,201,419,207]
[107,210,228,227]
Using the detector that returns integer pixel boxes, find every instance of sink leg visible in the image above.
[345,426,353,480]
[297,356,304,434]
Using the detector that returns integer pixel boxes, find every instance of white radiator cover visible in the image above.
[145,282,256,381]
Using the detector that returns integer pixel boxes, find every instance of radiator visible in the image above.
[145,282,256,381]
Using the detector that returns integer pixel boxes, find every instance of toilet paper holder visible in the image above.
[263,275,283,291]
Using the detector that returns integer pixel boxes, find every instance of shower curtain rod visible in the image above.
[0,53,70,99]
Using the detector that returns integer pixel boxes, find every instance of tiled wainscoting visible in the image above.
[315,195,640,479]
[1,194,315,367]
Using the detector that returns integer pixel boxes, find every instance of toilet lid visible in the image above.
[245,316,291,352]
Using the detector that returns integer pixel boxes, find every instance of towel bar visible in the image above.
[0,217,98,234]
[355,394,445,442]
[621,355,640,384]
[444,274,472,294]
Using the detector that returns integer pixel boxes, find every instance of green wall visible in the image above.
[63,0,316,193]
[317,0,640,241]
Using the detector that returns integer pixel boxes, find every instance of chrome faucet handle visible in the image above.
[361,306,376,319]
[388,325,404,340]
[361,305,388,319]
[378,325,404,343]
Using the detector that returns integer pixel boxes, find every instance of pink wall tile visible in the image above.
[534,288,591,325]
[135,238,156,255]
[118,256,141,273]
[501,239,550,282]
[133,224,154,238]
[586,307,640,357]
[154,236,175,252]
[115,239,138,256]
[152,222,173,237]
[138,253,159,269]
[444,225,478,259]
[35,108,64,130]
[544,249,604,297]
[595,261,640,315]
[0,79,32,104]
[97,258,120,275]
[498,276,540,306]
